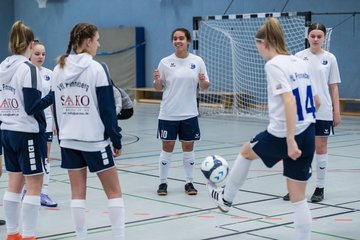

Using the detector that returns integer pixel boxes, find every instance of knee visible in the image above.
[240,143,257,160]
[316,147,327,155]
[162,142,175,152]
[182,142,194,152]
[315,138,328,154]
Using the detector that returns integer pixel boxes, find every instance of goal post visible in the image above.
[193,12,314,119]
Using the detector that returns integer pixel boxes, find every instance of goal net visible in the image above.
[193,12,330,119]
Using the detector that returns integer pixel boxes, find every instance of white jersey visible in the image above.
[296,49,341,120]
[157,53,209,121]
[40,67,53,133]
[52,53,121,151]
[265,55,316,138]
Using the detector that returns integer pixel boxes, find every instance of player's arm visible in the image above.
[153,69,163,90]
[199,59,210,90]
[281,91,302,160]
[314,94,320,112]
[97,85,122,152]
[23,65,53,115]
[310,77,320,111]
[199,72,209,90]
[97,64,122,153]
[23,88,53,115]
[329,83,341,127]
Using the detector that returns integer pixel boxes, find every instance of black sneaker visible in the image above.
[185,183,198,195]
[157,183,168,196]
[311,187,324,203]
[283,193,290,201]
[0,219,5,225]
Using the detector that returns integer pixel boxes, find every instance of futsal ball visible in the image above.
[201,155,229,185]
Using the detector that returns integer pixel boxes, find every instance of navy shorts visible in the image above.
[40,132,53,160]
[157,117,201,141]
[315,120,334,136]
[2,130,46,176]
[250,124,315,181]
[45,132,53,142]
[60,145,115,173]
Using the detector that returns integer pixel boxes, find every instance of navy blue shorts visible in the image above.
[250,124,315,181]
[2,130,46,176]
[315,120,334,136]
[45,132,53,142]
[157,117,201,141]
[40,132,53,163]
[60,145,115,173]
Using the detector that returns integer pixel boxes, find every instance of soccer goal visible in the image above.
[193,12,330,119]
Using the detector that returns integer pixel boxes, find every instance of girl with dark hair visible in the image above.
[153,27,210,196]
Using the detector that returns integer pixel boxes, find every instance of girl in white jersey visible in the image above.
[30,41,58,208]
[52,23,125,239]
[0,20,53,240]
[208,18,320,240]
[153,28,209,196]
[283,23,341,203]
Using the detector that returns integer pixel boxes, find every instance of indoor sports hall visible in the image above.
[1,103,359,239]
[0,0,359,239]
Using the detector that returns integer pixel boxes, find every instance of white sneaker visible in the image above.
[206,183,232,213]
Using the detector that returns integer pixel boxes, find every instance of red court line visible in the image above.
[334,218,353,222]
[45,208,60,211]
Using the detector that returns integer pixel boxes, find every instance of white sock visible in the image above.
[108,198,125,240]
[316,153,328,188]
[159,150,172,184]
[183,151,195,183]
[71,199,87,239]
[3,191,22,234]
[42,159,50,195]
[22,195,41,238]
[223,153,252,203]
[293,199,312,240]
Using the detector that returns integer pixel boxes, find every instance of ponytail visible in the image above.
[256,17,289,55]
[9,20,34,55]
[57,23,98,68]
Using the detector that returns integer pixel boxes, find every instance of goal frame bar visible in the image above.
[192,11,312,54]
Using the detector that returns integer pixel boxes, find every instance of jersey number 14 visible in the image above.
[292,85,316,121]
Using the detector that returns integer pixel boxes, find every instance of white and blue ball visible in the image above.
[201,155,229,184]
